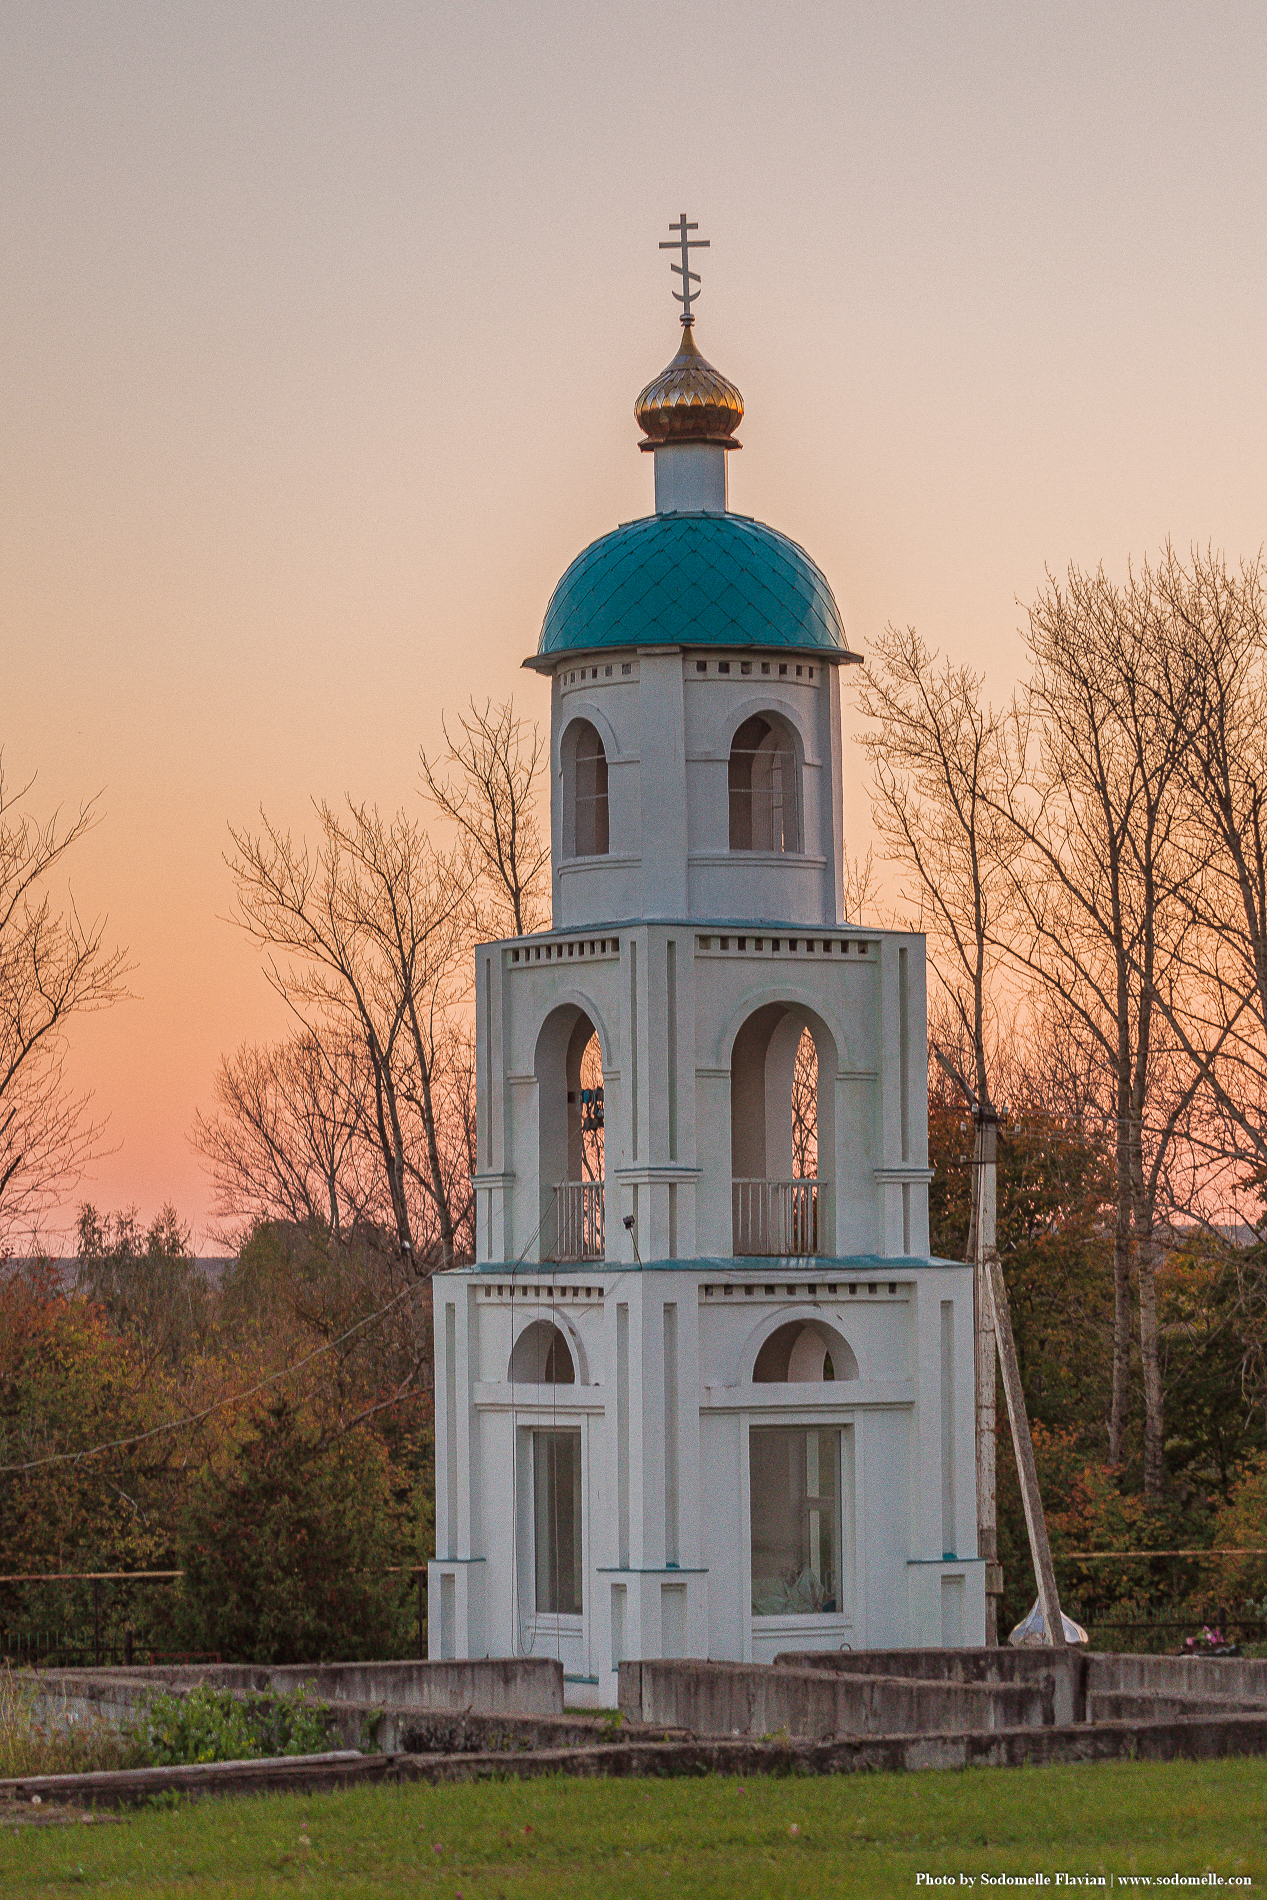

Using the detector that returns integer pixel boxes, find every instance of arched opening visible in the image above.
[752,1320,858,1383]
[510,1319,576,1384]
[562,718,609,858]
[728,715,800,853]
[731,1004,835,1256]
[791,1027,818,1180]
[535,1004,606,1261]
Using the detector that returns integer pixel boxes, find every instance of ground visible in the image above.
[0,1757,1262,1896]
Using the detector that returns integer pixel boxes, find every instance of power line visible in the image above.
[0,1282,418,1475]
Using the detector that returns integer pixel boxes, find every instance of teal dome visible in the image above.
[529,513,854,667]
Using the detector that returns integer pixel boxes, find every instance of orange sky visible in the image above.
[6,2,1267,1244]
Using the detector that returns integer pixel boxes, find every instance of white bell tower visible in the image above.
[431,222,984,1696]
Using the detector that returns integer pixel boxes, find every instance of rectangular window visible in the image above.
[534,1428,583,1616]
[750,1426,841,1616]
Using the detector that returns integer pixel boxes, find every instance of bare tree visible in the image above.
[842,845,880,926]
[791,1029,818,1180]
[0,759,128,1248]
[192,1030,378,1244]
[1147,548,1267,1421]
[227,801,474,1273]
[992,562,1210,1494]
[420,698,550,937]
[1156,551,1267,1190]
[856,625,1015,1220]
[856,626,1018,1636]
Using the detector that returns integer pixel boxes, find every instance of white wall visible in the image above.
[431,1261,985,1700]
[473,922,930,1270]
[549,651,849,931]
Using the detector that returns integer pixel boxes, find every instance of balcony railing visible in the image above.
[733,1178,820,1257]
[556,1180,605,1261]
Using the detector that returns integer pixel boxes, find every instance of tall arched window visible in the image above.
[565,719,609,857]
[728,715,800,852]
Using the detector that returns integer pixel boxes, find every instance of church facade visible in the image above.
[430,246,984,1701]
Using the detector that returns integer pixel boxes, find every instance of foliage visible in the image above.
[1207,1454,1267,1609]
[0,1259,169,1579]
[138,1683,334,1765]
[75,1201,210,1370]
[929,1098,1116,1451]
[171,1395,421,1664]
[929,1088,1266,1635]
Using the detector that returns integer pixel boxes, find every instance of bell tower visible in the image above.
[432,222,983,1694]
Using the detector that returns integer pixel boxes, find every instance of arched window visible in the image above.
[753,1320,858,1383]
[728,716,800,852]
[730,1004,836,1256]
[510,1320,576,1384]
[566,719,609,858]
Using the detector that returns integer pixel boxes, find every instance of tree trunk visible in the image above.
[1136,1220,1165,1499]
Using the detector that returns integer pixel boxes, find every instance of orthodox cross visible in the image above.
[659,213,709,324]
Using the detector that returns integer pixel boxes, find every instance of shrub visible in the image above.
[137,1683,334,1765]
[172,1396,416,1663]
[1208,1454,1267,1608]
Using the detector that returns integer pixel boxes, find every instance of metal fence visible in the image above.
[0,1566,430,1667]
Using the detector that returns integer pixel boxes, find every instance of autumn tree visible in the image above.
[168,1394,421,1664]
[75,1202,210,1373]
[0,759,128,1248]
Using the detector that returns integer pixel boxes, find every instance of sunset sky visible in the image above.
[5,1,1267,1243]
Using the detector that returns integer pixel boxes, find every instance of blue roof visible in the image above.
[529,512,856,666]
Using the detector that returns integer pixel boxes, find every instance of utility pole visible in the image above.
[973,1104,1002,1645]
[937,1048,1069,1649]
[975,1103,1067,1650]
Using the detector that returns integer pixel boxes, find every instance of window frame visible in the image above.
[746,1417,855,1634]
[727,712,803,855]
[561,716,610,860]
[531,1425,585,1620]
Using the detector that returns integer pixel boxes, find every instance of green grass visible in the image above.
[1,1758,1264,1897]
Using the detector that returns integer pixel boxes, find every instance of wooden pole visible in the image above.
[978,1110,1067,1649]
[973,1109,1002,1645]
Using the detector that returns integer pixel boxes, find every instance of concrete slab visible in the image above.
[618,1658,1053,1736]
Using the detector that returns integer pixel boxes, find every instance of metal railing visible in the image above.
[556,1180,605,1260]
[733,1178,820,1257]
[0,1565,430,1666]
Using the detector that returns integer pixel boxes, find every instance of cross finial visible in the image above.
[659,213,710,325]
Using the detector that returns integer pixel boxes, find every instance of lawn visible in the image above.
[0,1757,1263,1897]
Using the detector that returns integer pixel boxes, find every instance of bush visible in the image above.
[137,1683,334,1765]
[1208,1454,1267,1609]
[172,1396,416,1663]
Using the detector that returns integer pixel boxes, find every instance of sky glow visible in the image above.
[5,1,1266,1239]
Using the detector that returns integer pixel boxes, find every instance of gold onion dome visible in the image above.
[634,323,744,448]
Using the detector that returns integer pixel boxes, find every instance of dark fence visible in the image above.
[1048,1546,1267,1654]
[0,1566,430,1668]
